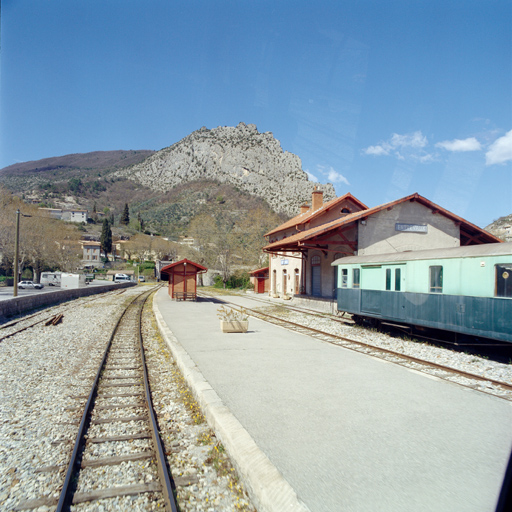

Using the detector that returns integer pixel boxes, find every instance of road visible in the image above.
[0,280,118,302]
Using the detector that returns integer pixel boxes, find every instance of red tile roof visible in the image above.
[264,193,368,237]
[263,193,501,252]
[249,266,269,275]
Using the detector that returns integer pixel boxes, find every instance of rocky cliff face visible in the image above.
[485,214,512,242]
[115,123,336,216]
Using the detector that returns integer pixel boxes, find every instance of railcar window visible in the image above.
[353,268,360,288]
[385,269,392,290]
[341,268,348,288]
[429,266,443,293]
[496,264,512,298]
[395,268,401,291]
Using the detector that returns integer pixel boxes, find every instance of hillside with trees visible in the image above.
[0,124,339,282]
[0,188,82,281]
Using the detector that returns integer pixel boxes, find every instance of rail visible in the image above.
[199,292,512,402]
[53,286,177,511]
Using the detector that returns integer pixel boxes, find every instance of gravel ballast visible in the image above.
[0,287,255,511]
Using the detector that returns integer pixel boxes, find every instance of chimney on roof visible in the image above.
[300,204,310,214]
[312,187,323,211]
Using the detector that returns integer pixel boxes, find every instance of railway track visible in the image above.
[0,289,129,343]
[200,292,512,401]
[15,287,178,511]
[219,292,512,349]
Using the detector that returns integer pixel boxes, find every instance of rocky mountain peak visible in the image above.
[485,214,512,242]
[115,123,336,216]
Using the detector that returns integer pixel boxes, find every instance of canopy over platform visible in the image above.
[160,259,207,301]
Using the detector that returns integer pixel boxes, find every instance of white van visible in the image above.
[114,273,131,283]
[40,272,61,287]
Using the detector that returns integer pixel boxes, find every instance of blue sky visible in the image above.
[1,0,511,228]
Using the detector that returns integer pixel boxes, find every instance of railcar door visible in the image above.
[360,266,382,315]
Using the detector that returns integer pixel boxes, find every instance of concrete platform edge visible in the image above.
[152,298,310,512]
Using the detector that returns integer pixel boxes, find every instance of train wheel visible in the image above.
[352,315,364,325]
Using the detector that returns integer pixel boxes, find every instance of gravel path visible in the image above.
[0,287,255,511]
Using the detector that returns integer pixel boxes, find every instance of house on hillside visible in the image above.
[263,190,501,305]
[39,208,89,223]
[81,240,101,267]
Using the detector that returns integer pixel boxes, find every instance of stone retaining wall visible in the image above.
[0,282,136,321]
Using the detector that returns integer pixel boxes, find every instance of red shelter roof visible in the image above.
[160,258,208,276]
[160,259,208,301]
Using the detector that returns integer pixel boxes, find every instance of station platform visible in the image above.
[153,288,512,512]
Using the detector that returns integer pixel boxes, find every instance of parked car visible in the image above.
[114,273,131,283]
[138,276,146,282]
[18,280,44,289]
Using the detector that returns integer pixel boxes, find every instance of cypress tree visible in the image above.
[120,203,130,225]
[100,218,112,261]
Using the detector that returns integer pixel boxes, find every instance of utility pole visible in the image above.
[13,209,20,297]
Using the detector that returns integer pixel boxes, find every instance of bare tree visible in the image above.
[0,188,82,280]
[188,214,219,268]
[152,237,178,261]
[123,233,153,262]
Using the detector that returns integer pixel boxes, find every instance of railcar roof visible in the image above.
[332,242,512,266]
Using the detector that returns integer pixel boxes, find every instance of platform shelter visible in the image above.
[160,259,207,301]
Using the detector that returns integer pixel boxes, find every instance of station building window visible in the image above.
[496,264,512,298]
[429,266,443,293]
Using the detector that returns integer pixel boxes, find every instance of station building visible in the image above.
[263,190,501,307]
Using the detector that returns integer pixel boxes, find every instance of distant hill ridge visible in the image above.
[1,150,155,175]
[114,122,336,216]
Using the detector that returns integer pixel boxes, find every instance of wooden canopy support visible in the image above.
[461,231,487,246]
[298,244,353,254]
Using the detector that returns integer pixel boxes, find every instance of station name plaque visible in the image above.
[395,223,428,233]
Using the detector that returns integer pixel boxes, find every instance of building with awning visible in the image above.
[263,191,501,302]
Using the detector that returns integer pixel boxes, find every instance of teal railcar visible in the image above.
[332,243,512,342]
